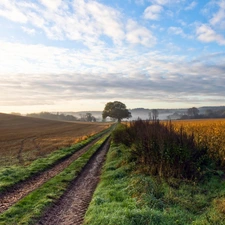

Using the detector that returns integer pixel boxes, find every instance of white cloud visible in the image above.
[0,39,225,110]
[149,0,183,6]
[168,26,185,36]
[1,0,225,111]
[196,24,225,45]
[149,0,169,5]
[0,0,27,23]
[185,1,197,11]
[144,4,163,20]
[0,0,126,46]
[210,0,225,28]
[21,26,36,35]
[39,0,62,11]
[126,20,156,46]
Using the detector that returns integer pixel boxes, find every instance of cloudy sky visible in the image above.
[1,0,225,113]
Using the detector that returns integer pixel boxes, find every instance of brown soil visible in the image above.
[37,138,110,225]
[0,137,104,213]
[0,113,110,166]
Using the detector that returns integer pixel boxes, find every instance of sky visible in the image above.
[0,0,225,113]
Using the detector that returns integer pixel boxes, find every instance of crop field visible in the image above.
[0,113,110,167]
[171,119,225,166]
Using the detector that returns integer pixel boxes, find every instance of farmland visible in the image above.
[0,113,112,224]
[84,119,225,224]
[0,113,110,167]
[1,115,225,224]
[171,119,225,166]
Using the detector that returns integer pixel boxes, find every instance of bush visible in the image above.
[112,123,131,146]
[112,119,213,180]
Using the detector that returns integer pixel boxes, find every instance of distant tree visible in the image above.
[85,113,96,122]
[205,109,214,117]
[66,114,77,121]
[187,107,199,117]
[85,113,93,122]
[151,109,159,120]
[148,111,152,120]
[79,114,86,121]
[11,112,21,116]
[27,112,77,121]
[102,101,131,123]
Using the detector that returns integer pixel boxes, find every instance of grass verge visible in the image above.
[84,142,225,225]
[0,133,110,225]
[0,126,112,194]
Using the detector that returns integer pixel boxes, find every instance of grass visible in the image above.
[0,133,111,225]
[0,127,112,194]
[84,142,225,225]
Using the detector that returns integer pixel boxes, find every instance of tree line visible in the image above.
[26,112,97,122]
[179,107,225,120]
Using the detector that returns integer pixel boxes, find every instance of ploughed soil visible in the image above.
[0,112,110,167]
[37,138,110,225]
[0,137,104,213]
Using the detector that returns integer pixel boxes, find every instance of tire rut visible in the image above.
[0,137,104,214]
[37,138,111,225]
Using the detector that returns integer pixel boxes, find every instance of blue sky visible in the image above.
[0,0,225,113]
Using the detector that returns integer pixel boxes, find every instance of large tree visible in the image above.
[102,101,131,122]
[187,107,199,117]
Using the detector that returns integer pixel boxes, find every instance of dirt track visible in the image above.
[37,138,110,225]
[0,137,104,213]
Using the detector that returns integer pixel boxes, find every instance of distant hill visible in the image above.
[6,105,224,122]
[65,106,225,120]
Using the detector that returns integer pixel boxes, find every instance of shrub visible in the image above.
[112,119,213,180]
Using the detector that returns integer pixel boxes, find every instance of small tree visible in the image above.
[102,101,131,122]
[151,109,159,120]
[85,113,93,122]
[148,111,152,120]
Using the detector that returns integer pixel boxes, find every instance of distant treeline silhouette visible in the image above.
[26,112,97,122]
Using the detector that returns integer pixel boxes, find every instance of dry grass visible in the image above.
[0,113,110,167]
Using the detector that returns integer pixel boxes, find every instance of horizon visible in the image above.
[1,103,225,114]
[1,0,225,113]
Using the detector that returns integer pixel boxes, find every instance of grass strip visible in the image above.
[0,133,110,225]
[84,142,225,225]
[0,126,113,194]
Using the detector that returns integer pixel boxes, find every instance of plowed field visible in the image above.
[0,113,110,166]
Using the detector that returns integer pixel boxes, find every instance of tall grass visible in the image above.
[84,140,225,225]
[113,120,213,180]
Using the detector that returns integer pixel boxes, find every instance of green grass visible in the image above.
[84,143,225,225]
[0,133,111,225]
[0,127,112,194]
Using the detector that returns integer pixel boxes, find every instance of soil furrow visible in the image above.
[0,137,103,214]
[37,138,110,225]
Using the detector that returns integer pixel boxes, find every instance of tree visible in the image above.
[85,113,93,122]
[102,101,131,122]
[187,107,199,117]
[151,109,159,120]
[148,111,152,120]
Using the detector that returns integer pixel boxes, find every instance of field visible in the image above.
[84,119,225,225]
[171,119,225,166]
[0,113,110,167]
[1,116,225,224]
